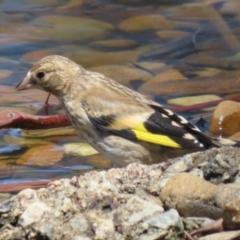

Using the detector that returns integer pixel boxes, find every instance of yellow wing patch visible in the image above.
[132,124,181,148]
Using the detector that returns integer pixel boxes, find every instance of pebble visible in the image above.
[119,15,178,32]
[17,144,64,166]
[214,183,240,209]
[0,70,12,80]
[64,143,98,156]
[160,172,218,209]
[65,50,140,68]
[147,68,187,83]
[88,64,152,87]
[167,95,221,107]
[210,100,240,136]
[156,30,190,41]
[90,39,139,49]
[223,198,240,230]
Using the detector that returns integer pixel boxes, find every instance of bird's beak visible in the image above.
[16,73,34,91]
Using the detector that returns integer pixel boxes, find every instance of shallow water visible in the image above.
[0,0,240,192]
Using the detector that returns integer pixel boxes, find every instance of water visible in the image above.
[0,0,240,192]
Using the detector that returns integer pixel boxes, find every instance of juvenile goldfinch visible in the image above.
[16,55,240,167]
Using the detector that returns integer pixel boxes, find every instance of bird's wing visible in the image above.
[81,88,214,149]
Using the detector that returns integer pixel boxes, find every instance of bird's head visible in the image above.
[16,55,81,96]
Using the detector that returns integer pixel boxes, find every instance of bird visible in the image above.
[16,55,240,167]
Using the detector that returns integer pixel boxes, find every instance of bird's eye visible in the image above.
[36,72,45,79]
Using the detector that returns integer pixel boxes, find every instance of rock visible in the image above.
[223,199,240,230]
[146,68,187,83]
[86,154,112,169]
[30,15,113,42]
[17,144,64,166]
[119,15,178,32]
[65,50,140,68]
[134,61,167,72]
[167,95,221,107]
[0,70,12,80]
[138,75,240,97]
[0,163,183,239]
[64,143,98,157]
[202,147,240,184]
[156,30,190,41]
[214,183,240,209]
[90,39,139,49]
[229,132,240,141]
[209,100,240,137]
[88,64,152,87]
[160,172,218,209]
[198,231,240,240]
[21,49,58,63]
[1,147,240,239]
[177,201,223,220]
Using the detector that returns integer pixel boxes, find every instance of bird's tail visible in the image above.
[208,136,240,148]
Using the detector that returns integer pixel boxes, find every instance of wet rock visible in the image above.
[54,0,83,11]
[119,15,178,32]
[90,39,139,49]
[134,61,167,73]
[26,0,57,8]
[0,70,12,80]
[30,15,113,42]
[167,95,221,107]
[65,50,140,68]
[209,100,240,137]
[88,64,152,87]
[64,143,98,156]
[21,49,58,63]
[17,144,64,166]
[156,30,190,41]
[138,75,240,97]
[146,68,187,83]
[229,131,240,141]
[160,172,218,209]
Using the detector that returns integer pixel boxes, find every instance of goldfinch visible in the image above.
[16,55,239,167]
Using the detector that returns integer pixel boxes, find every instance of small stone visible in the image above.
[22,49,57,63]
[177,201,223,220]
[148,68,187,83]
[18,201,50,227]
[156,30,190,41]
[167,95,221,107]
[17,144,64,166]
[119,15,178,32]
[198,231,240,240]
[215,183,240,209]
[90,39,139,49]
[209,100,240,136]
[64,143,98,156]
[229,132,240,141]
[0,70,12,80]
[160,173,218,209]
[65,50,139,68]
[89,65,152,87]
[223,198,240,230]
[86,154,112,169]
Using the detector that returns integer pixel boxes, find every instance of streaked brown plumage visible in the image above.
[16,55,239,167]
